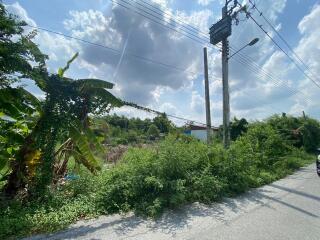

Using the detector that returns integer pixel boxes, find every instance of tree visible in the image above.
[0,3,47,88]
[266,114,320,151]
[153,113,172,133]
[147,124,160,140]
[4,53,123,196]
[0,3,47,188]
[230,117,248,141]
[300,117,320,152]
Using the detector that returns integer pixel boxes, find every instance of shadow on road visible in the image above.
[270,184,320,202]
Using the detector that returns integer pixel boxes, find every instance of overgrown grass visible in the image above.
[0,127,315,239]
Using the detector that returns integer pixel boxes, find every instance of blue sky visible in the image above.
[4,0,320,126]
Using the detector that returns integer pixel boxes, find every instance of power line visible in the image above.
[26,26,213,126]
[28,3,311,120]
[123,101,208,126]
[112,0,223,51]
[244,8,320,90]
[116,0,313,106]
[132,0,210,40]
[31,17,312,112]
[248,0,320,86]
[136,0,211,40]
[231,52,314,107]
[112,0,313,109]
[248,0,311,71]
[229,45,314,105]
[111,0,212,46]
[112,0,221,53]
[26,25,202,77]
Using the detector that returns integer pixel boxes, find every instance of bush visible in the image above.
[266,114,320,152]
[0,125,315,239]
[147,124,160,139]
[100,136,220,217]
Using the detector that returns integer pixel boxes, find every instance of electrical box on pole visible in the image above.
[209,15,232,45]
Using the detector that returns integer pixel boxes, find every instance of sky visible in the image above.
[3,0,320,126]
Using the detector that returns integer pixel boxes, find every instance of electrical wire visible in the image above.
[27,2,313,122]
[123,101,209,126]
[26,25,203,77]
[111,0,213,47]
[245,10,320,89]
[248,0,311,70]
[117,0,313,104]
[136,0,211,40]
[229,45,314,105]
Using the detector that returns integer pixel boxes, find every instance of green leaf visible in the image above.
[0,87,40,119]
[6,147,13,155]
[58,52,79,77]
[74,78,114,90]
[0,155,8,172]
[69,124,100,173]
[89,88,123,107]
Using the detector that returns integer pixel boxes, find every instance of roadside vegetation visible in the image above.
[0,4,319,239]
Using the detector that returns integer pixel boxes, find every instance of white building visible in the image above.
[184,124,219,142]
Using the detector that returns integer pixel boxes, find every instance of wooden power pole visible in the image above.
[203,47,212,144]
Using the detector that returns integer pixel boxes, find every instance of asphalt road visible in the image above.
[27,164,320,240]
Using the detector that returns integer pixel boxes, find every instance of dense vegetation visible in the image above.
[0,117,317,239]
[1,3,319,239]
[0,4,122,196]
[93,113,173,145]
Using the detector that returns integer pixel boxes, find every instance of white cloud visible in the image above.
[61,3,207,105]
[198,0,212,6]
[191,91,205,113]
[6,0,320,126]
[291,4,320,116]
[5,2,36,26]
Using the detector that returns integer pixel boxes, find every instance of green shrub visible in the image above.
[0,129,315,239]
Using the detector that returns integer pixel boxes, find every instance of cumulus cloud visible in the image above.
[62,3,211,104]
[5,2,36,26]
[291,4,320,116]
[6,0,319,125]
[198,0,214,7]
[5,2,80,73]
[296,4,320,74]
[212,0,292,113]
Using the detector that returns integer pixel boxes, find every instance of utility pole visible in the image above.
[209,1,238,148]
[203,47,212,144]
[209,1,259,148]
[221,5,230,148]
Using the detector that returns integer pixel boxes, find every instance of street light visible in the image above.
[228,37,259,59]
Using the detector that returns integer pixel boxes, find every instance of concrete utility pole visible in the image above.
[209,1,259,148]
[209,1,233,148]
[203,47,212,144]
[221,5,230,148]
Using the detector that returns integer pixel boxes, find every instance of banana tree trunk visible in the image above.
[4,134,35,196]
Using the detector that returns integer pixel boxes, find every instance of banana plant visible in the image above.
[4,53,124,196]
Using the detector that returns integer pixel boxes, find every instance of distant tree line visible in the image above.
[92,113,175,145]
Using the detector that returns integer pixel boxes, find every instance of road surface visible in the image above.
[27,164,320,240]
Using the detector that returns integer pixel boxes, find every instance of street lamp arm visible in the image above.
[228,44,249,59]
[228,38,259,60]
